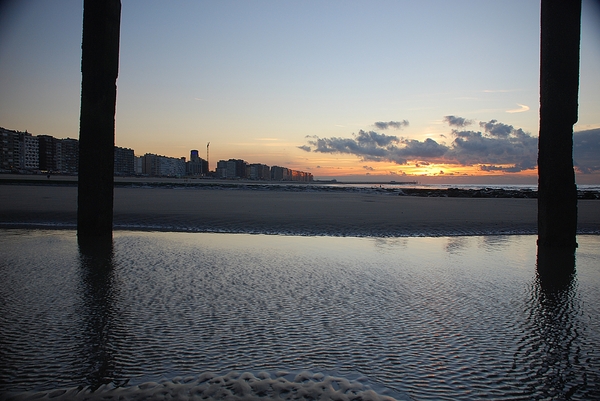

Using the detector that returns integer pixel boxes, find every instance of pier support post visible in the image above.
[538,0,581,249]
[77,0,121,238]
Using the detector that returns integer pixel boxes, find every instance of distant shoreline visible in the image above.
[1,174,599,199]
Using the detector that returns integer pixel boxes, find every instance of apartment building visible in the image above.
[114,146,135,176]
[142,153,186,177]
[61,138,79,173]
[21,133,39,170]
[249,163,270,180]
[187,149,208,176]
[215,159,247,179]
[1,128,24,170]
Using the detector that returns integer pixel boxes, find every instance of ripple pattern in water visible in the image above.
[1,231,599,400]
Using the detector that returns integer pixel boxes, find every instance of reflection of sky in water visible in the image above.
[1,231,599,400]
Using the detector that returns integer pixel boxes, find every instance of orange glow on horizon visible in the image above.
[307,161,539,181]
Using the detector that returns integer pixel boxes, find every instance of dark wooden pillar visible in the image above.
[77,0,121,238]
[538,0,581,249]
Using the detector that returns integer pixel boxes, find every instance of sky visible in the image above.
[1,0,599,183]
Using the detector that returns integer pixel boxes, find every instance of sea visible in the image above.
[1,229,599,400]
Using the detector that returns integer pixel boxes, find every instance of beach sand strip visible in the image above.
[1,185,599,236]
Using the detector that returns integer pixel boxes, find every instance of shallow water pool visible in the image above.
[1,230,599,400]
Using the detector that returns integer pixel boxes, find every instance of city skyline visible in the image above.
[1,1,599,183]
[1,126,316,181]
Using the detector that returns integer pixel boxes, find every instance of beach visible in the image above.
[1,183,599,236]
[3,181,600,400]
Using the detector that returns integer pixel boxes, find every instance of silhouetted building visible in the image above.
[216,160,228,178]
[135,156,143,174]
[60,138,79,174]
[21,133,39,170]
[114,146,135,175]
[230,159,247,179]
[0,127,22,171]
[187,149,208,176]
[38,135,59,172]
[271,166,290,181]
[142,153,185,177]
[216,158,248,179]
[271,165,313,182]
[249,163,270,180]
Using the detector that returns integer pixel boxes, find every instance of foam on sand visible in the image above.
[4,371,402,401]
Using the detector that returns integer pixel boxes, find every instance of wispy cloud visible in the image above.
[482,89,521,93]
[506,103,530,113]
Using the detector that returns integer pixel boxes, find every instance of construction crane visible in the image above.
[206,142,210,173]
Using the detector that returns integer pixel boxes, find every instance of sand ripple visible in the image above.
[2,232,600,400]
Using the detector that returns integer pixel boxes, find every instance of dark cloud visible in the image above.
[480,164,529,173]
[574,128,600,173]
[301,129,448,165]
[447,120,538,172]
[373,120,409,130]
[363,166,374,171]
[301,130,448,164]
[305,130,404,161]
[479,120,516,137]
[299,117,553,173]
[399,138,448,158]
[356,130,398,147]
[297,145,311,152]
[444,115,473,128]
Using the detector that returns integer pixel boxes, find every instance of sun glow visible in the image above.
[309,160,538,182]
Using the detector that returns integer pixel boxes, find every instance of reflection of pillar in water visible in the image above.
[513,246,582,399]
[78,237,117,390]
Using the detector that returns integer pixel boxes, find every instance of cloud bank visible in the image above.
[301,119,600,174]
[574,128,600,174]
[303,128,448,165]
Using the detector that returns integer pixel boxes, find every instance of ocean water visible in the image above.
[1,230,599,400]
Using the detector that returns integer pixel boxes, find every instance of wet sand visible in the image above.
[1,184,599,236]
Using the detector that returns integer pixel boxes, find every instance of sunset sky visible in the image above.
[1,0,599,183]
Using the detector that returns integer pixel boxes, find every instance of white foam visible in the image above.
[4,371,401,401]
